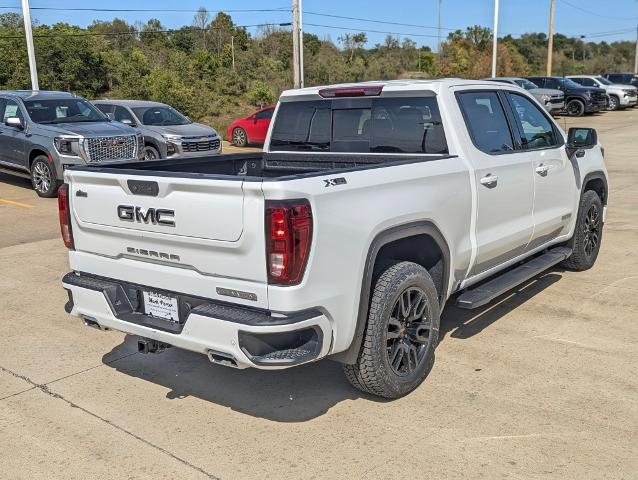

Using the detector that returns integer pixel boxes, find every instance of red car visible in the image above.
[226,105,276,147]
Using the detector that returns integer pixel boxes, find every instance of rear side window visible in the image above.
[507,93,559,150]
[457,91,514,154]
[270,97,448,154]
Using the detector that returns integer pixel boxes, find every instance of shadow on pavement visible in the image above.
[0,172,32,191]
[102,271,562,422]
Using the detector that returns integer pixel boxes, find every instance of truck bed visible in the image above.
[69,152,454,181]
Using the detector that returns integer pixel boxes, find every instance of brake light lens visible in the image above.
[318,85,383,98]
[266,200,313,285]
[58,183,74,250]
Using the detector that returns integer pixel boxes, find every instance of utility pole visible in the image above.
[547,0,555,76]
[231,36,235,70]
[21,0,38,90]
[298,0,304,88]
[437,0,442,53]
[491,0,500,77]
[634,18,638,73]
[292,0,304,88]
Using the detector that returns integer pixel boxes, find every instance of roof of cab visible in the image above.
[279,78,519,99]
[0,90,80,100]
[92,99,168,108]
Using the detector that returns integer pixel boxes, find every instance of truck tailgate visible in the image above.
[65,170,268,298]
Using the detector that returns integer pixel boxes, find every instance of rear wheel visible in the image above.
[232,127,248,147]
[343,261,440,399]
[566,99,585,117]
[30,156,59,198]
[562,190,604,271]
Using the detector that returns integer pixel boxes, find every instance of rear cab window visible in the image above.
[269,96,448,154]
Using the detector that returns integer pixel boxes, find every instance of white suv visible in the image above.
[568,75,638,110]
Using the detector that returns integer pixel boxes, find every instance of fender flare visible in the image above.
[582,170,608,205]
[333,221,451,365]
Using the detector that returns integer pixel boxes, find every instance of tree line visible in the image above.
[0,10,635,135]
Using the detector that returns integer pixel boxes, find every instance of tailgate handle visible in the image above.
[127,180,159,197]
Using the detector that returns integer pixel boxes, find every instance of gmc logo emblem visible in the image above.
[102,139,126,148]
[117,205,175,226]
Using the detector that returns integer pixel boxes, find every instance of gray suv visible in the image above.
[93,100,221,160]
[0,90,143,197]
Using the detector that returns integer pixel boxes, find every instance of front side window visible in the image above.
[457,91,514,154]
[514,79,539,90]
[24,98,106,124]
[114,106,135,123]
[132,106,190,126]
[508,93,558,150]
[573,77,594,87]
[544,78,561,90]
[270,96,448,154]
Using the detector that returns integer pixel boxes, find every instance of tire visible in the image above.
[562,190,604,271]
[566,99,585,117]
[232,127,248,147]
[143,145,160,160]
[343,261,440,399]
[607,95,619,111]
[30,156,59,198]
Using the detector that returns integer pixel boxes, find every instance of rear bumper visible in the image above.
[62,272,331,369]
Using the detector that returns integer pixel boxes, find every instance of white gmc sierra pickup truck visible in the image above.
[60,79,608,399]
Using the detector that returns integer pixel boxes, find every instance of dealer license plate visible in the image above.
[143,291,179,322]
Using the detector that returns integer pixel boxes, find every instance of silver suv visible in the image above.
[567,75,638,110]
[0,90,143,197]
[93,100,221,160]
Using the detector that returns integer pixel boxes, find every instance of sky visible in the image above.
[4,0,638,49]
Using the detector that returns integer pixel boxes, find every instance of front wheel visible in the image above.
[566,99,585,117]
[343,261,440,399]
[143,145,160,160]
[232,127,248,147]
[607,95,619,111]
[562,190,604,271]
[31,156,59,198]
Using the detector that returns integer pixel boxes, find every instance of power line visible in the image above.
[304,22,440,39]
[0,6,291,14]
[305,11,459,32]
[556,0,636,22]
[0,23,292,40]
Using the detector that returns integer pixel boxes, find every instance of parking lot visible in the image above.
[0,111,636,479]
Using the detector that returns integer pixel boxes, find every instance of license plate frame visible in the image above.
[142,290,180,323]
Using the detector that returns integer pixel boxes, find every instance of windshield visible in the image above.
[514,79,539,90]
[564,78,585,89]
[596,76,612,85]
[24,98,107,124]
[132,106,190,126]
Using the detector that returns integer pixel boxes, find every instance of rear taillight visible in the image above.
[266,200,312,285]
[58,183,74,250]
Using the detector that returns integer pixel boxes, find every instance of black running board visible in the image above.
[456,247,572,309]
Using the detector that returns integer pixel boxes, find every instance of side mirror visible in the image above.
[4,116,23,129]
[566,127,597,158]
[105,112,115,120]
[120,118,136,127]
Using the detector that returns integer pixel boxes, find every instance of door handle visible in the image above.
[480,174,498,188]
[535,164,550,176]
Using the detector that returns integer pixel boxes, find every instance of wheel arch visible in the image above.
[332,221,451,365]
[28,147,52,168]
[582,171,608,206]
